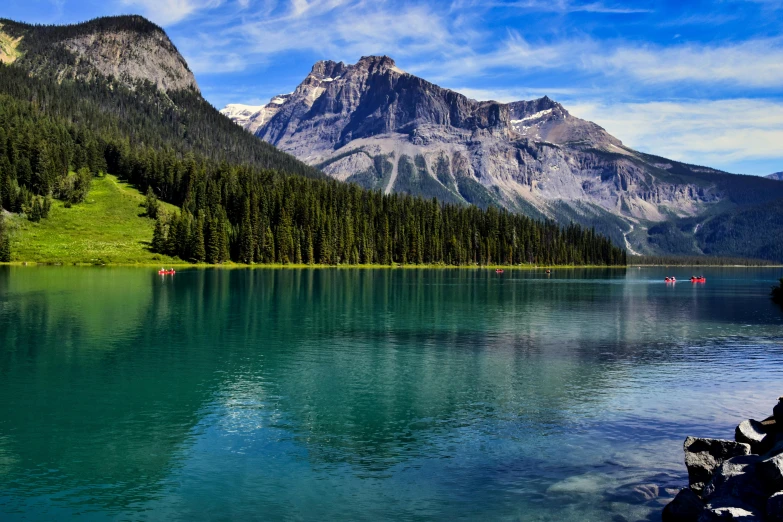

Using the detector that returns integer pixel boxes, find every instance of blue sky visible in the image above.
[4,0,783,175]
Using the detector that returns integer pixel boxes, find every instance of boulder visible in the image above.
[774,398,783,425]
[767,491,783,521]
[684,438,751,493]
[663,488,705,522]
[703,455,767,511]
[757,453,783,492]
[697,506,762,521]
[735,420,770,453]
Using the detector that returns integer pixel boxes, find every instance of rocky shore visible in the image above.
[663,398,783,521]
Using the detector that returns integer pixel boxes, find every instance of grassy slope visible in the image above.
[9,174,179,264]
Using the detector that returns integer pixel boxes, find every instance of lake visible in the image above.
[0,267,781,521]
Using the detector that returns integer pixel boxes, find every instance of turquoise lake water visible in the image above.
[0,267,782,521]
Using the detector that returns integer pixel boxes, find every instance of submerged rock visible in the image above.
[663,488,705,521]
[684,438,751,493]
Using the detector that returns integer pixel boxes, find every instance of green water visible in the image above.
[0,267,782,521]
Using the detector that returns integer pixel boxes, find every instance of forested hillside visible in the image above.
[0,16,625,266]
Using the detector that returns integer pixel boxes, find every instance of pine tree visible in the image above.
[190,216,206,263]
[151,217,166,254]
[263,226,275,263]
[239,201,254,264]
[28,197,42,222]
[0,214,10,262]
[205,216,221,264]
[144,186,159,219]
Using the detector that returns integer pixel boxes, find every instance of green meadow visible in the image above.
[8,174,179,265]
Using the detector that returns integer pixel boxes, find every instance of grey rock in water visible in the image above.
[684,438,751,494]
[663,488,705,521]
[767,492,783,521]
[736,420,770,453]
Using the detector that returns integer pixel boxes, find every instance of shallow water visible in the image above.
[0,267,781,521]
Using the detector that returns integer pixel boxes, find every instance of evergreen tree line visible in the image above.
[628,255,775,267]
[0,62,625,266]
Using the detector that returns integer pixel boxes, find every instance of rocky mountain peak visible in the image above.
[355,55,401,73]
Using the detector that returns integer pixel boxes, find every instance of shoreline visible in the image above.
[664,397,783,521]
[0,262,631,269]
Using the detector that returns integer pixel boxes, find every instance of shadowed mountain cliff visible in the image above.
[222,56,783,260]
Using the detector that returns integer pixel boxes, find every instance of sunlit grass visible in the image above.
[9,174,179,265]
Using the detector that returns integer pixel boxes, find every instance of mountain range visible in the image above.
[0,15,624,267]
[768,172,783,181]
[222,56,783,260]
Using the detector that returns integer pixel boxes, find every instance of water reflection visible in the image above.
[0,267,781,520]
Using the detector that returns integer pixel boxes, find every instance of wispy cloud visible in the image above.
[451,0,653,14]
[181,0,475,74]
[569,98,783,169]
[417,33,783,90]
[119,0,224,25]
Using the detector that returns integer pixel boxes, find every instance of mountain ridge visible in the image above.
[222,56,783,260]
[0,15,198,92]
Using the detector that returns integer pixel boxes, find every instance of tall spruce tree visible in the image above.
[0,213,10,262]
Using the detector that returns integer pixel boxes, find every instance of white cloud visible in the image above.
[451,0,653,14]
[568,98,783,168]
[594,38,783,87]
[420,33,783,89]
[119,0,223,25]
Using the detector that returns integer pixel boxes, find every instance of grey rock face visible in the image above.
[684,438,751,494]
[7,16,198,93]
[60,30,198,92]
[663,488,705,522]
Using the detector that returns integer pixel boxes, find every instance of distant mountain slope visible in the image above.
[0,16,322,178]
[767,172,783,181]
[0,16,197,92]
[222,56,783,261]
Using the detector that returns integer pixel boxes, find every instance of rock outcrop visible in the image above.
[0,15,198,93]
[663,397,783,521]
